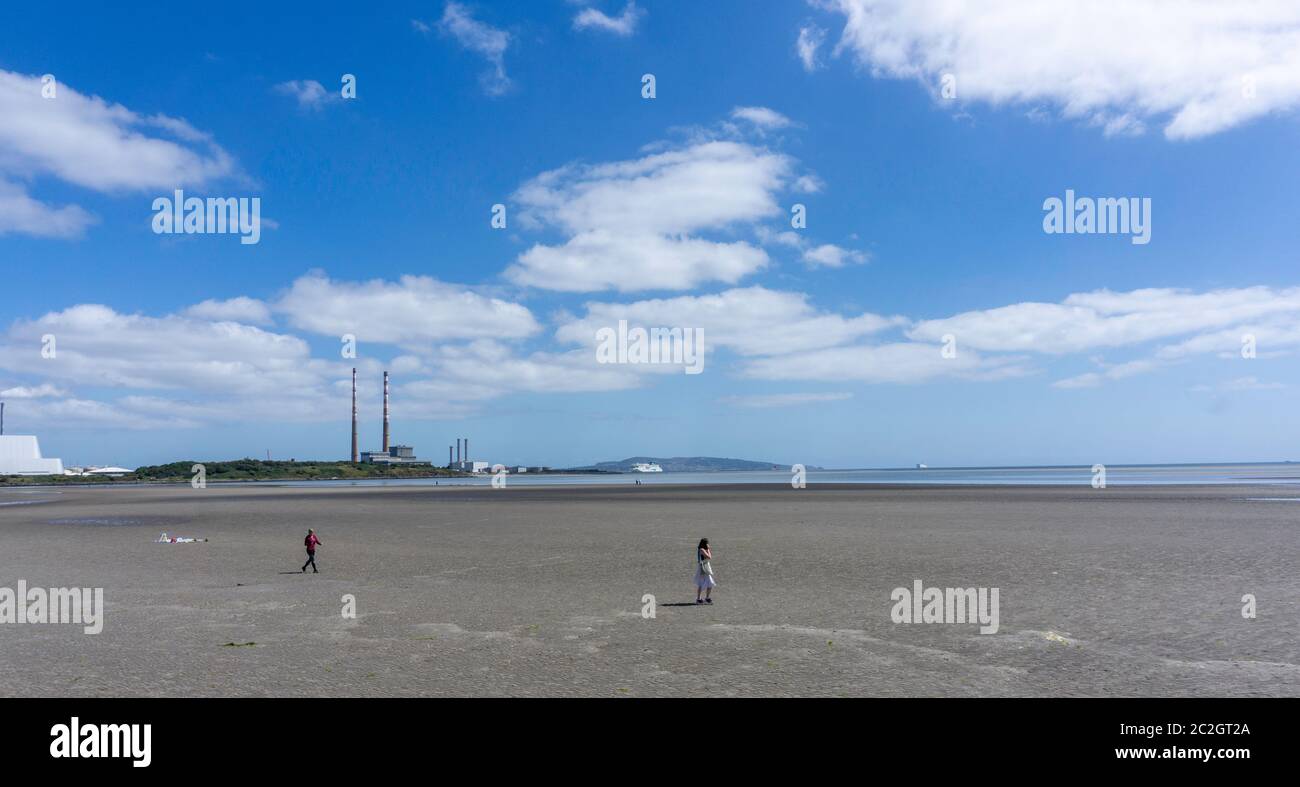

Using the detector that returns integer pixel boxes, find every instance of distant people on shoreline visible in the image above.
[695,538,715,604]
[301,528,322,573]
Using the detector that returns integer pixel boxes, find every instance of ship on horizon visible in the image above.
[631,462,663,473]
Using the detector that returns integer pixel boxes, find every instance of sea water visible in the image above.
[260,462,1300,488]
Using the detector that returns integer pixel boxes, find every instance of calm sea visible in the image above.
[265,463,1300,488]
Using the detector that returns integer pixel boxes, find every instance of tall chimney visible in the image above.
[465,438,469,463]
[382,371,390,453]
[456,439,461,464]
[350,369,358,462]
[1,401,5,436]
[449,445,453,467]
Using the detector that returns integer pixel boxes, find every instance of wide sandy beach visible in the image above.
[1,482,1296,697]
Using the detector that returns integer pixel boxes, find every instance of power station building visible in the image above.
[447,437,487,472]
[347,373,489,473]
[352,371,430,466]
[0,435,65,476]
[361,444,431,466]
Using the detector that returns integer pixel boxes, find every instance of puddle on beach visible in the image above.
[0,491,62,507]
[47,515,189,527]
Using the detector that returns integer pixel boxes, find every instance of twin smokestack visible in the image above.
[348,371,467,466]
[452,437,469,465]
[349,370,391,463]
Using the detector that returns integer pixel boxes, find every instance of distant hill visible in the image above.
[576,456,796,473]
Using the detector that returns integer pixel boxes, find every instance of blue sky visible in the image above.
[2,0,1300,469]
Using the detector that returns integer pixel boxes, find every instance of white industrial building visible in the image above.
[0,435,65,476]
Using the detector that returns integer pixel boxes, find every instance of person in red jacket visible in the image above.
[301,529,322,573]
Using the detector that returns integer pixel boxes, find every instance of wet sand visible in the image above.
[0,482,1296,697]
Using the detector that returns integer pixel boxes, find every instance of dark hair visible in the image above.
[697,538,709,551]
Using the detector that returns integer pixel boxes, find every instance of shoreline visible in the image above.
[6,478,1300,493]
[8,460,1300,490]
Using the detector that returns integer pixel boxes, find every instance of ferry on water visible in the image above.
[631,462,663,473]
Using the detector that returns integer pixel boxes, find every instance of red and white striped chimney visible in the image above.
[382,371,390,453]
[350,368,358,462]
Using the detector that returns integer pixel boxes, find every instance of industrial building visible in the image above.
[0,402,64,475]
[362,445,431,466]
[352,371,431,466]
[447,437,490,472]
[346,375,499,473]
[66,466,132,477]
[0,435,65,476]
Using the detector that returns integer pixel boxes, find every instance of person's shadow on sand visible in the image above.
[660,602,706,607]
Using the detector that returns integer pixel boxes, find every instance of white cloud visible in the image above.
[273,80,338,110]
[275,272,541,344]
[730,106,794,129]
[13,276,1300,432]
[796,25,826,72]
[1052,359,1158,389]
[573,2,645,36]
[905,285,1300,389]
[740,342,1032,384]
[909,287,1300,355]
[183,297,273,326]
[1,395,205,431]
[556,286,902,357]
[1191,376,1285,393]
[0,70,235,191]
[428,340,643,395]
[511,232,769,293]
[762,229,804,248]
[802,243,867,268]
[0,302,371,431]
[720,392,852,408]
[0,179,96,238]
[436,2,512,96]
[0,69,237,238]
[1156,318,1300,361]
[0,304,327,396]
[792,174,824,193]
[0,295,632,429]
[820,0,1300,139]
[0,383,69,399]
[507,140,796,292]
[514,141,792,236]
[756,226,867,268]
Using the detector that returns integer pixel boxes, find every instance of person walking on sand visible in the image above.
[694,538,716,604]
[301,529,322,574]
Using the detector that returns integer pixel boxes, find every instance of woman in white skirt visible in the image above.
[695,538,716,604]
